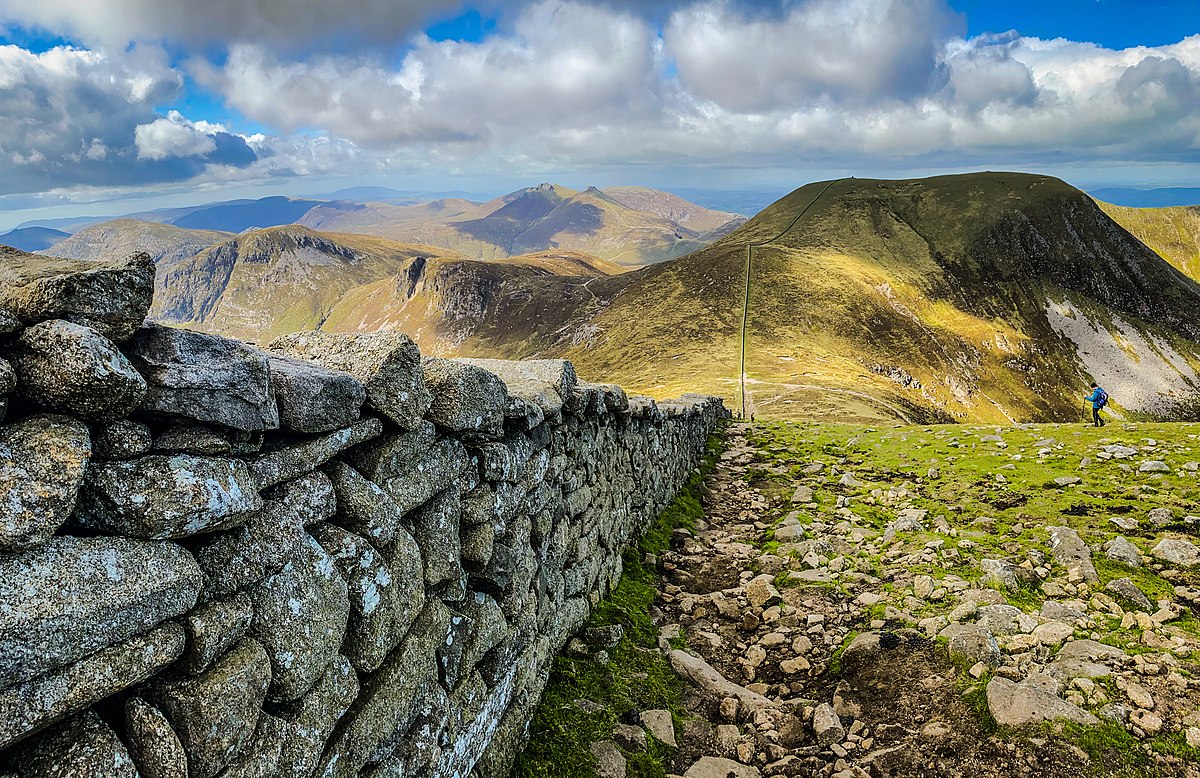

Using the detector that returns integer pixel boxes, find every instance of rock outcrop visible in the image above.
[0,246,725,776]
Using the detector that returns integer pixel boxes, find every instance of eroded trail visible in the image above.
[649,423,1200,778]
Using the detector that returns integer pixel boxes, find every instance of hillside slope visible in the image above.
[1098,201,1200,282]
[153,173,1200,424]
[551,174,1200,423]
[298,183,742,267]
[152,225,621,345]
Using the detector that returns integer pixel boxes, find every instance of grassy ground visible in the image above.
[743,419,1200,775]
[511,434,723,778]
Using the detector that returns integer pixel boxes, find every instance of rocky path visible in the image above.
[635,423,1200,778]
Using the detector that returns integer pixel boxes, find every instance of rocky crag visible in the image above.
[0,244,725,777]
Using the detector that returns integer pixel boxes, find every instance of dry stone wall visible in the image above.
[0,247,726,777]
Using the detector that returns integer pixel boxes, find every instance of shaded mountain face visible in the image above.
[0,227,68,252]
[150,225,619,346]
[297,183,743,267]
[1098,201,1200,283]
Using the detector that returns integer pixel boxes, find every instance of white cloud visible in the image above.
[186,0,1200,174]
[0,44,256,195]
[0,0,469,50]
[192,0,661,147]
[135,111,219,160]
[4,0,1200,208]
[664,0,961,112]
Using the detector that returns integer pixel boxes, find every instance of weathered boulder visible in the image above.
[1048,639,1128,680]
[590,740,626,778]
[0,357,13,422]
[344,421,437,484]
[268,354,365,434]
[985,677,1098,727]
[0,414,91,551]
[268,331,431,430]
[939,623,1001,668]
[178,592,255,675]
[311,523,409,673]
[14,319,147,420]
[1106,577,1154,612]
[380,436,470,513]
[265,471,337,526]
[191,500,308,601]
[1105,535,1142,568]
[667,649,772,711]
[422,357,508,441]
[8,710,140,777]
[221,712,287,778]
[127,324,279,431]
[124,698,190,778]
[76,454,262,539]
[1047,525,1099,583]
[249,417,382,489]
[640,709,677,748]
[150,638,272,778]
[684,756,762,778]
[0,622,186,749]
[325,461,405,546]
[93,419,153,459]
[1151,537,1200,567]
[744,573,782,609]
[0,249,153,342]
[980,558,1021,590]
[250,534,350,703]
[811,702,845,746]
[409,487,465,598]
[457,358,576,420]
[315,601,449,778]
[275,655,358,778]
[0,535,201,687]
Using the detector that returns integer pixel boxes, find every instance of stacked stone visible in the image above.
[0,245,726,778]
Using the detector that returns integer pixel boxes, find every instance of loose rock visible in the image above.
[15,319,147,420]
[128,323,279,431]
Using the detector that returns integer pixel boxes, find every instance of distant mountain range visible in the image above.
[0,226,69,252]
[298,183,743,267]
[7,173,1199,424]
[3,184,743,269]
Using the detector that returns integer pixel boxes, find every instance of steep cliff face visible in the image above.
[151,226,465,342]
[0,246,725,777]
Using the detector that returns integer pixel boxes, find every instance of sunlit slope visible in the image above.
[560,173,1200,423]
[1098,200,1200,282]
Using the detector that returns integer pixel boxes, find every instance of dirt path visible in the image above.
[650,424,1196,778]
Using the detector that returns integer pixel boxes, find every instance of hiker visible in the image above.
[1084,382,1109,427]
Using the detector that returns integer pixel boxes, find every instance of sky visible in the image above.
[1,0,1199,229]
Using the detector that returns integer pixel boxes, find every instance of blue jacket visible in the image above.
[1085,387,1106,409]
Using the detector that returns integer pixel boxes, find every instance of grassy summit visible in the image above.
[561,173,1200,424]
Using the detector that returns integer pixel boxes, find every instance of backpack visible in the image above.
[1095,388,1109,408]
